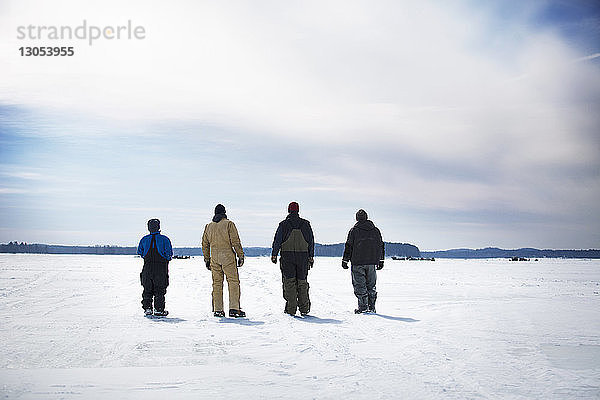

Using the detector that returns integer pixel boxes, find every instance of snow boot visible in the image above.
[229,309,246,318]
[214,311,225,317]
[354,308,368,314]
[368,298,376,313]
[144,308,154,316]
[284,306,296,316]
[154,310,169,317]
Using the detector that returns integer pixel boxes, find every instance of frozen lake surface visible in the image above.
[1,255,599,399]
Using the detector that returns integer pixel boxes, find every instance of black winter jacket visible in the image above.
[272,212,315,258]
[343,220,384,266]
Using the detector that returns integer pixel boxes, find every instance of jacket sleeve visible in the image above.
[228,221,244,258]
[164,236,173,261]
[343,228,353,261]
[376,227,385,260]
[137,238,145,257]
[201,225,210,262]
[305,221,315,258]
[271,223,283,257]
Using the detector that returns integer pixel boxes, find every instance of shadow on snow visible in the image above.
[294,315,343,324]
[146,317,187,324]
[369,314,419,322]
[218,318,265,326]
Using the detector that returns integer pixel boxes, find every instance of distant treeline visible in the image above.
[0,241,421,258]
[421,247,600,259]
[317,243,420,258]
[0,242,138,255]
[3,243,598,258]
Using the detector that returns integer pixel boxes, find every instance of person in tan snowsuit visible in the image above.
[202,204,246,318]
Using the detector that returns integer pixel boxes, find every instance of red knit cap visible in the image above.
[288,202,299,213]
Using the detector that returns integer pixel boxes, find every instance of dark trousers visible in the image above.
[140,263,168,311]
[351,264,377,311]
[280,252,310,315]
[141,277,167,311]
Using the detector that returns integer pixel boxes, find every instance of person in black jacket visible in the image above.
[342,209,384,313]
[271,202,315,316]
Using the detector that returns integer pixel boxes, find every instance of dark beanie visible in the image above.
[215,204,226,215]
[356,209,368,221]
[148,218,160,232]
[288,202,299,213]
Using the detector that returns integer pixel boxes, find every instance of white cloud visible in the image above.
[0,187,30,194]
[574,53,600,62]
[1,171,43,180]
[2,2,597,153]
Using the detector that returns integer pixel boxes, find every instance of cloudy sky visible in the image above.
[0,0,599,250]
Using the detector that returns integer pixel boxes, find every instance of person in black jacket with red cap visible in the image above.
[271,202,315,316]
[342,209,384,313]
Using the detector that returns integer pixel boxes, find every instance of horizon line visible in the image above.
[1,242,598,252]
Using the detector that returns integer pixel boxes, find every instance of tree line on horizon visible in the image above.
[0,241,421,258]
[421,247,600,259]
[1,242,599,258]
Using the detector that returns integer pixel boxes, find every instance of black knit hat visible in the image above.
[215,204,226,215]
[356,209,368,221]
[147,218,160,232]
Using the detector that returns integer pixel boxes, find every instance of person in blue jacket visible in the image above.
[137,219,173,316]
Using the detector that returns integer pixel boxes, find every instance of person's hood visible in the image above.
[355,220,375,231]
[213,213,227,223]
[286,211,303,228]
[286,211,302,223]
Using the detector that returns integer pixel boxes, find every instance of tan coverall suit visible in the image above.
[202,218,244,312]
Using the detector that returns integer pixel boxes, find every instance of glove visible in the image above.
[377,260,384,270]
[237,256,244,268]
[205,260,211,270]
[342,260,349,269]
[308,257,314,269]
[271,255,277,264]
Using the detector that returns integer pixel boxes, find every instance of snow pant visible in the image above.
[280,251,310,315]
[351,264,377,311]
[211,260,241,312]
[140,264,169,311]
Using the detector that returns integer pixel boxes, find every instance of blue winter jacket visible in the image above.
[137,232,173,261]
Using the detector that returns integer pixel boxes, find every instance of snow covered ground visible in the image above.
[1,254,599,399]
